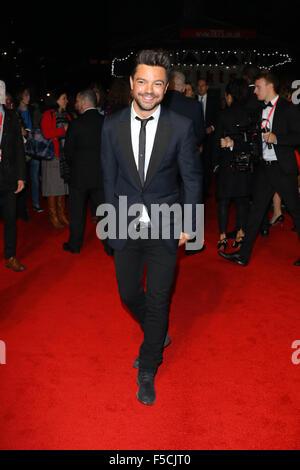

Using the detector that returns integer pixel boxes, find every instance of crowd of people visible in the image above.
[1,48,300,406]
[1,62,300,272]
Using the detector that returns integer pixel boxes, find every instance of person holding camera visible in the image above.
[213,78,257,251]
[219,71,300,266]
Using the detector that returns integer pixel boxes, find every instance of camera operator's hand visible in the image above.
[220,136,234,148]
[263,132,277,145]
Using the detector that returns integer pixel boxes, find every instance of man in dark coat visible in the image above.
[63,89,105,254]
[219,71,300,266]
[0,80,26,271]
[163,71,205,146]
[196,78,220,197]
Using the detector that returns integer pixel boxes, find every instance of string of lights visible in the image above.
[111,49,292,77]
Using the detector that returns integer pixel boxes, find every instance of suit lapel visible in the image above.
[117,106,173,190]
[1,109,10,145]
[271,97,282,135]
[144,109,173,189]
[117,108,141,188]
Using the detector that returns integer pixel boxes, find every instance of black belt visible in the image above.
[134,221,151,230]
[262,160,278,166]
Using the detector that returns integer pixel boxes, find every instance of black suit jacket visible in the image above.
[163,90,205,145]
[197,94,220,128]
[0,108,26,191]
[64,109,104,190]
[269,97,300,175]
[101,106,202,253]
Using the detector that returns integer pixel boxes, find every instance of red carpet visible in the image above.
[1,196,300,450]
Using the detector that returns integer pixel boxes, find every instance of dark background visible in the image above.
[1,2,299,98]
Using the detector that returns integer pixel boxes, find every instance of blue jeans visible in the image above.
[29,158,40,207]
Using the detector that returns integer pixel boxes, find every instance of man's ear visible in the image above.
[129,76,133,90]
[164,82,169,94]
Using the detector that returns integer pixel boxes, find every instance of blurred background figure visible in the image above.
[40,91,71,229]
[213,78,255,251]
[16,87,43,213]
[184,81,196,99]
[104,78,131,115]
[196,78,220,198]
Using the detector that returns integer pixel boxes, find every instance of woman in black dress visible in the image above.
[213,79,255,251]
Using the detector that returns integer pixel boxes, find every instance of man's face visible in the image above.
[130,64,168,115]
[254,78,273,101]
[75,93,83,113]
[22,90,30,105]
[197,80,208,96]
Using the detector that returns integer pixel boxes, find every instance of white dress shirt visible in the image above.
[130,103,161,223]
[261,95,279,161]
[198,93,207,118]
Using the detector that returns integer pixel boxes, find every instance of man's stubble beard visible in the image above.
[134,94,164,112]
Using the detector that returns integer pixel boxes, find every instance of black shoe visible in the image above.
[294,258,300,266]
[269,214,284,226]
[218,251,248,266]
[260,228,269,237]
[133,332,171,369]
[33,206,44,213]
[62,242,80,254]
[137,370,156,405]
[18,214,31,222]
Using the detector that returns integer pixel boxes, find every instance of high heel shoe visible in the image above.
[217,238,228,251]
[232,236,244,249]
[269,214,284,227]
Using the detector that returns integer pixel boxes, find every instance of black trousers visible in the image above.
[239,161,300,261]
[0,190,17,259]
[68,186,104,251]
[114,233,177,372]
[218,196,250,234]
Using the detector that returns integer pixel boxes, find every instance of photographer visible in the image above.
[213,78,259,251]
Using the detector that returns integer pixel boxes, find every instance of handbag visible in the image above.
[25,127,55,160]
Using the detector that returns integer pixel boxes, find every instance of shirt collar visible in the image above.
[83,107,96,113]
[131,103,161,122]
[265,95,279,106]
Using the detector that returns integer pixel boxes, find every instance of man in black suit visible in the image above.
[163,71,205,256]
[63,89,105,254]
[242,65,270,237]
[163,71,205,146]
[196,78,220,197]
[101,50,202,405]
[219,71,300,266]
[0,80,26,271]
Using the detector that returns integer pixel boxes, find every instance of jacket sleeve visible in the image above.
[195,102,205,145]
[64,121,75,165]
[12,111,26,181]
[41,110,66,139]
[101,117,118,206]
[276,103,300,147]
[212,112,224,167]
[177,121,203,232]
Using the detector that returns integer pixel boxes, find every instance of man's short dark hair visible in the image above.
[79,89,97,107]
[131,49,171,81]
[256,71,280,93]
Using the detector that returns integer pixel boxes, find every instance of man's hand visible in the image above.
[206,126,214,135]
[221,136,234,148]
[14,180,25,194]
[263,132,277,145]
[178,232,190,247]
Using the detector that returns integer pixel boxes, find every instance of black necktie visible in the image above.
[263,101,273,109]
[135,116,153,185]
